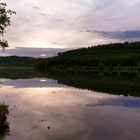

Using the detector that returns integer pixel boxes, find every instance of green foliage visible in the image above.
[0,40,8,51]
[36,42,140,72]
[0,1,16,50]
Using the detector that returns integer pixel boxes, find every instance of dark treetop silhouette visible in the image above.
[0,1,15,51]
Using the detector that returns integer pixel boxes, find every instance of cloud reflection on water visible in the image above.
[0,78,140,140]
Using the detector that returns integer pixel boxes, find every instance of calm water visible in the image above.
[0,76,140,140]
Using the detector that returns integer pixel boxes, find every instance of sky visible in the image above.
[1,0,140,56]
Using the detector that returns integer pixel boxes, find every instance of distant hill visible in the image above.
[1,42,140,72]
[0,56,38,67]
[36,42,140,72]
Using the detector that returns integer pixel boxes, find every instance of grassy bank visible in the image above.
[0,56,41,68]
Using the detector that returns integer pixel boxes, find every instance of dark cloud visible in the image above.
[99,30,140,40]
[86,30,140,40]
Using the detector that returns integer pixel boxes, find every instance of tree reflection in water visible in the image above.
[46,72,140,97]
[0,104,10,140]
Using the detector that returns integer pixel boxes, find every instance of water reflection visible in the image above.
[0,77,140,140]
[0,70,140,139]
[0,69,140,97]
[0,122,9,140]
[47,72,140,97]
[0,104,10,140]
[0,78,59,88]
[86,98,140,108]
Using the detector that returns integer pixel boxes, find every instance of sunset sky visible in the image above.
[2,0,140,56]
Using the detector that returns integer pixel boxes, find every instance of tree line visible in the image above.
[35,41,140,72]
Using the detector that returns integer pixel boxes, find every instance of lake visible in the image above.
[0,70,140,140]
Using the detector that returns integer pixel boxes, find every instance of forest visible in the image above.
[0,42,140,74]
[36,41,140,73]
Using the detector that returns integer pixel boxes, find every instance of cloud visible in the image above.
[32,6,41,10]
[39,13,48,16]
[94,30,140,40]
[5,0,140,50]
